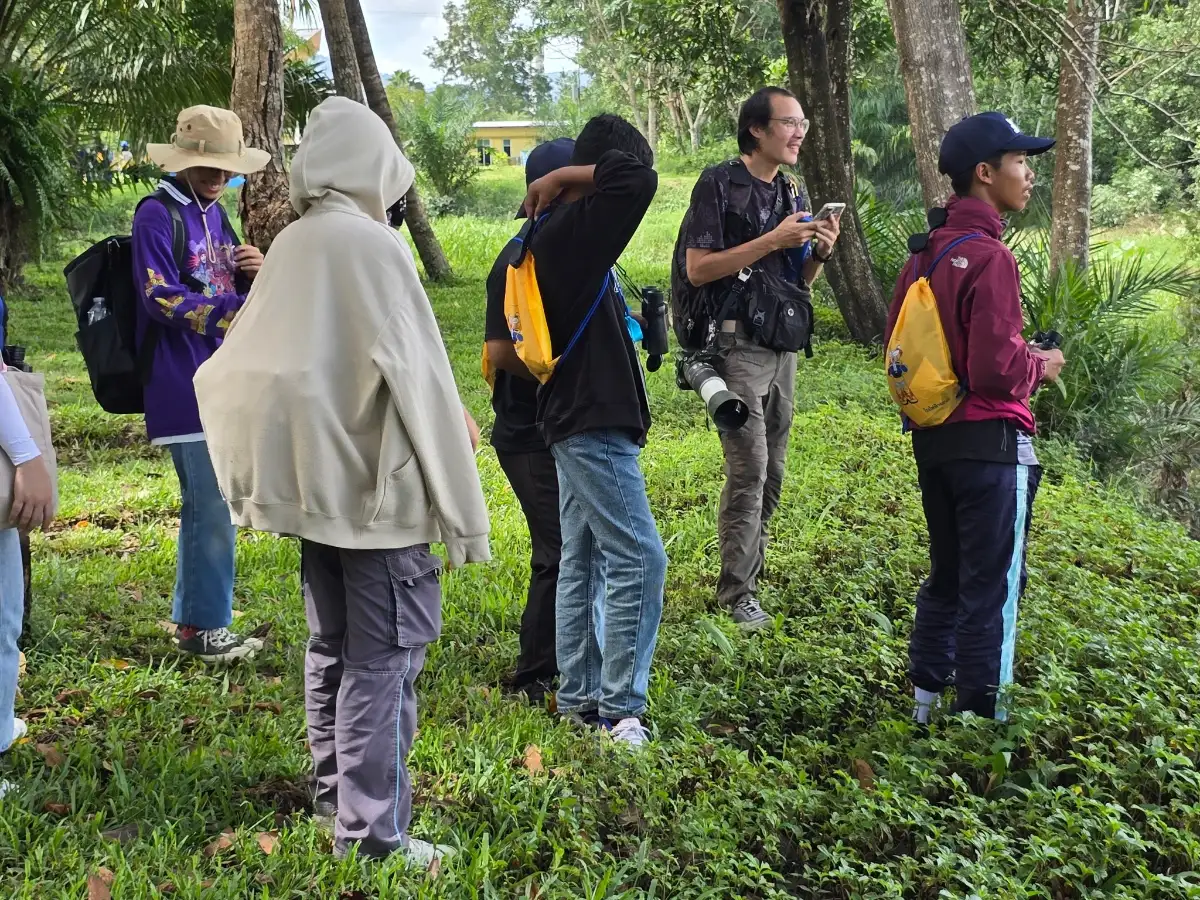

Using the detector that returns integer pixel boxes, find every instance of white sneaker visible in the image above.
[0,780,16,799]
[403,837,455,868]
[10,719,27,744]
[607,716,651,748]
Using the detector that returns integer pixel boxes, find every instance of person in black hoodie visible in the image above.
[484,137,577,708]
[520,115,664,748]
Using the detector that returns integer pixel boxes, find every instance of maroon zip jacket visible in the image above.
[885,195,1047,434]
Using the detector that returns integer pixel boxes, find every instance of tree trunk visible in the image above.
[690,99,706,152]
[666,93,688,150]
[230,0,293,251]
[0,190,26,294]
[885,0,975,208]
[1049,0,1101,272]
[645,64,658,149]
[778,0,890,344]
[316,0,363,102]
[343,0,452,281]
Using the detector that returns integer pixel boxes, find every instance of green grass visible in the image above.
[4,183,1200,898]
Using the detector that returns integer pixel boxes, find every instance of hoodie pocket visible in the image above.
[368,453,431,526]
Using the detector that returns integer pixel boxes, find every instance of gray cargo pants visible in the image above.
[301,540,443,859]
[714,330,797,607]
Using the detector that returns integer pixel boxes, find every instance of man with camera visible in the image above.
[674,87,841,630]
[520,115,665,748]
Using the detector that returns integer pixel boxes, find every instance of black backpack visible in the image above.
[670,159,803,351]
[63,190,234,414]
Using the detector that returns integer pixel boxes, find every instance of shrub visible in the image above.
[1092,167,1179,227]
[399,89,479,209]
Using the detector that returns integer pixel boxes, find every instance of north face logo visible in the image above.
[951,256,969,269]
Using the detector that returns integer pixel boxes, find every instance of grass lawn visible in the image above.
[3,171,1200,898]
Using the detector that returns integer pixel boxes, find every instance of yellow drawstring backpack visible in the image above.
[482,214,611,388]
[886,233,981,427]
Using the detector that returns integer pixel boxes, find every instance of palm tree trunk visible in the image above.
[778,0,890,344]
[316,0,363,102]
[1050,0,1101,272]
[885,0,976,208]
[230,0,293,251]
[342,0,452,281]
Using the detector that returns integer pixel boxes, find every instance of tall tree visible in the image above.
[316,0,363,101]
[343,0,452,280]
[1049,0,1101,272]
[429,0,548,113]
[778,0,890,344]
[230,0,293,250]
[885,0,975,208]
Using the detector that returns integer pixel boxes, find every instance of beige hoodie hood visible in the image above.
[289,95,414,223]
[194,97,490,566]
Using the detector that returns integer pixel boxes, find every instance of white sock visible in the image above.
[913,687,940,724]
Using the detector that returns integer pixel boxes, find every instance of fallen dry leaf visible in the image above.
[231,609,245,619]
[255,873,275,885]
[156,882,175,894]
[852,759,876,792]
[180,716,200,732]
[203,829,236,858]
[228,684,245,695]
[22,707,50,721]
[35,743,65,767]
[522,744,545,776]
[157,621,178,637]
[17,652,25,678]
[253,702,283,714]
[86,868,114,900]
[135,689,161,701]
[41,801,70,816]
[74,520,91,530]
[55,688,86,705]
[256,831,279,855]
[100,659,131,670]
[265,676,283,686]
[428,855,442,879]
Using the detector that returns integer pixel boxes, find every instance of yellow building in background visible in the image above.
[471,121,544,165]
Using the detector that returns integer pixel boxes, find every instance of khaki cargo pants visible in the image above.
[714,330,797,608]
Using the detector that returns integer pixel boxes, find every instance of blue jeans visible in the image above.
[169,441,236,630]
[551,430,667,720]
[0,528,23,750]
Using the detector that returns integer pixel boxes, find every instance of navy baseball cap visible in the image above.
[516,137,575,218]
[938,112,1055,177]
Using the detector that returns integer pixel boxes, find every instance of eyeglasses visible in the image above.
[772,117,811,135]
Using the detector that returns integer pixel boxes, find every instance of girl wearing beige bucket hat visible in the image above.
[133,106,269,663]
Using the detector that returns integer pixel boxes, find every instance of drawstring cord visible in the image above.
[185,179,218,264]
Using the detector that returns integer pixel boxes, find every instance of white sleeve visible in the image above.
[0,371,41,466]
[370,272,491,568]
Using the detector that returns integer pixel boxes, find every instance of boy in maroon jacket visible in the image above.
[885,113,1066,723]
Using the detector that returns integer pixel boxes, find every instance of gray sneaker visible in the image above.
[731,597,771,631]
[174,627,260,663]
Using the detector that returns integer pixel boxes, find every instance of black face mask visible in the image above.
[387,196,407,229]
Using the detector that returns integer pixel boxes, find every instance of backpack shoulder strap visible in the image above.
[558,270,612,365]
[725,159,754,220]
[509,213,549,268]
[215,200,241,248]
[921,233,983,280]
[138,189,189,277]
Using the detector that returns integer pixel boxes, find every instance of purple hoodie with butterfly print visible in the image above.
[130,177,249,442]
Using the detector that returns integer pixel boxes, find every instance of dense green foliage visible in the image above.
[3,173,1200,897]
[397,89,482,211]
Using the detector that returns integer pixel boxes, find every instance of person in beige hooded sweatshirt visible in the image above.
[194,96,490,866]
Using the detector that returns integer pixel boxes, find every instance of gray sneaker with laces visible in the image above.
[403,837,456,869]
[174,627,262,663]
[731,597,770,631]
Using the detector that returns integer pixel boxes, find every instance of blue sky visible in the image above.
[308,1,577,89]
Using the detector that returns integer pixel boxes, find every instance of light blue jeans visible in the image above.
[551,430,667,720]
[0,528,23,751]
[169,441,236,630]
